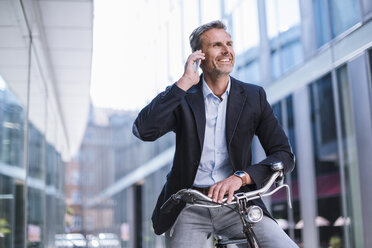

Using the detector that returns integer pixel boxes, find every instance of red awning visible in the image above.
[271,173,340,203]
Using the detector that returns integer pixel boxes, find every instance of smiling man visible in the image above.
[133,20,298,248]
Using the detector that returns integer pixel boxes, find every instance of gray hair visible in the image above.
[189,20,228,52]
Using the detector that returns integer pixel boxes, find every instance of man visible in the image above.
[133,20,298,247]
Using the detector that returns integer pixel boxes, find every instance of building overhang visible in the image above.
[0,0,93,160]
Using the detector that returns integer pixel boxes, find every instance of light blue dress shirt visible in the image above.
[193,77,234,187]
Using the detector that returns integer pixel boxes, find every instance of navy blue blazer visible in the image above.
[133,75,294,235]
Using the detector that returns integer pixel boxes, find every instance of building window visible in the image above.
[328,0,361,37]
[369,50,372,101]
[308,68,363,247]
[0,75,25,168]
[309,74,343,247]
[0,175,13,247]
[266,0,303,79]
[71,190,82,204]
[313,0,361,47]
[232,0,259,55]
[228,0,261,84]
[85,215,94,231]
[73,216,82,230]
[270,96,301,245]
[363,0,372,17]
[69,171,81,186]
[336,64,364,247]
[27,188,43,246]
[28,124,43,179]
[236,60,260,84]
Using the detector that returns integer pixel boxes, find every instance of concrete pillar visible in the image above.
[293,87,319,248]
[348,53,372,248]
[256,0,272,86]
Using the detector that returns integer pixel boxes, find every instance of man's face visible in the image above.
[200,28,235,76]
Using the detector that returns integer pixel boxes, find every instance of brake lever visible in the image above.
[180,192,196,204]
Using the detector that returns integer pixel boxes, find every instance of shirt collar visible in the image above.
[202,76,231,100]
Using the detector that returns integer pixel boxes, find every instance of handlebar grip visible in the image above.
[160,195,180,213]
[270,161,283,171]
[270,161,284,186]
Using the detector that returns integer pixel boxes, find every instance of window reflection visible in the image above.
[313,0,331,47]
[0,76,25,167]
[236,60,260,84]
[0,57,65,248]
[0,66,26,248]
[46,144,57,186]
[228,0,261,84]
[0,175,13,248]
[232,0,259,54]
[328,0,361,38]
[309,73,343,247]
[336,65,363,247]
[270,96,301,245]
[266,0,301,39]
[27,188,44,247]
[313,0,361,47]
[369,50,372,100]
[266,0,303,79]
[28,124,43,179]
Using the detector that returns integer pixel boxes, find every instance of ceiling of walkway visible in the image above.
[0,0,93,159]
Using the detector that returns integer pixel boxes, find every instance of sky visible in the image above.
[89,0,160,111]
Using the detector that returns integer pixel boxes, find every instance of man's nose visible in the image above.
[221,45,231,55]
[222,47,229,55]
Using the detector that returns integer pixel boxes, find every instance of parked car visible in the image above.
[65,233,87,248]
[97,233,121,248]
[55,234,73,248]
[86,234,100,248]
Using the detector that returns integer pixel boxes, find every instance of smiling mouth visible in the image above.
[218,58,232,62]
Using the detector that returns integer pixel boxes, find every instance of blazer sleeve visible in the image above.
[133,83,186,141]
[246,87,295,188]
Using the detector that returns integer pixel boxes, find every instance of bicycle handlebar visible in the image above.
[160,162,292,213]
[161,194,181,213]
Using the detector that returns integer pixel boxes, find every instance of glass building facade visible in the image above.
[78,109,173,248]
[0,0,93,247]
[0,39,66,248]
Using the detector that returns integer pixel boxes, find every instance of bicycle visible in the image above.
[160,161,292,248]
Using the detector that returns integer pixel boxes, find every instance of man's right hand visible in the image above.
[176,50,205,91]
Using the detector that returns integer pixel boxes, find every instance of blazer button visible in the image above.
[193,160,199,166]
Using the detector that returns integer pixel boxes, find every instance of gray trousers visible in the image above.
[165,204,298,248]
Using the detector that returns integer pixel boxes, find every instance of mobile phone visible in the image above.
[194,59,201,72]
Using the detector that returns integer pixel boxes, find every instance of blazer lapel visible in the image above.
[226,78,247,147]
[185,80,206,149]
